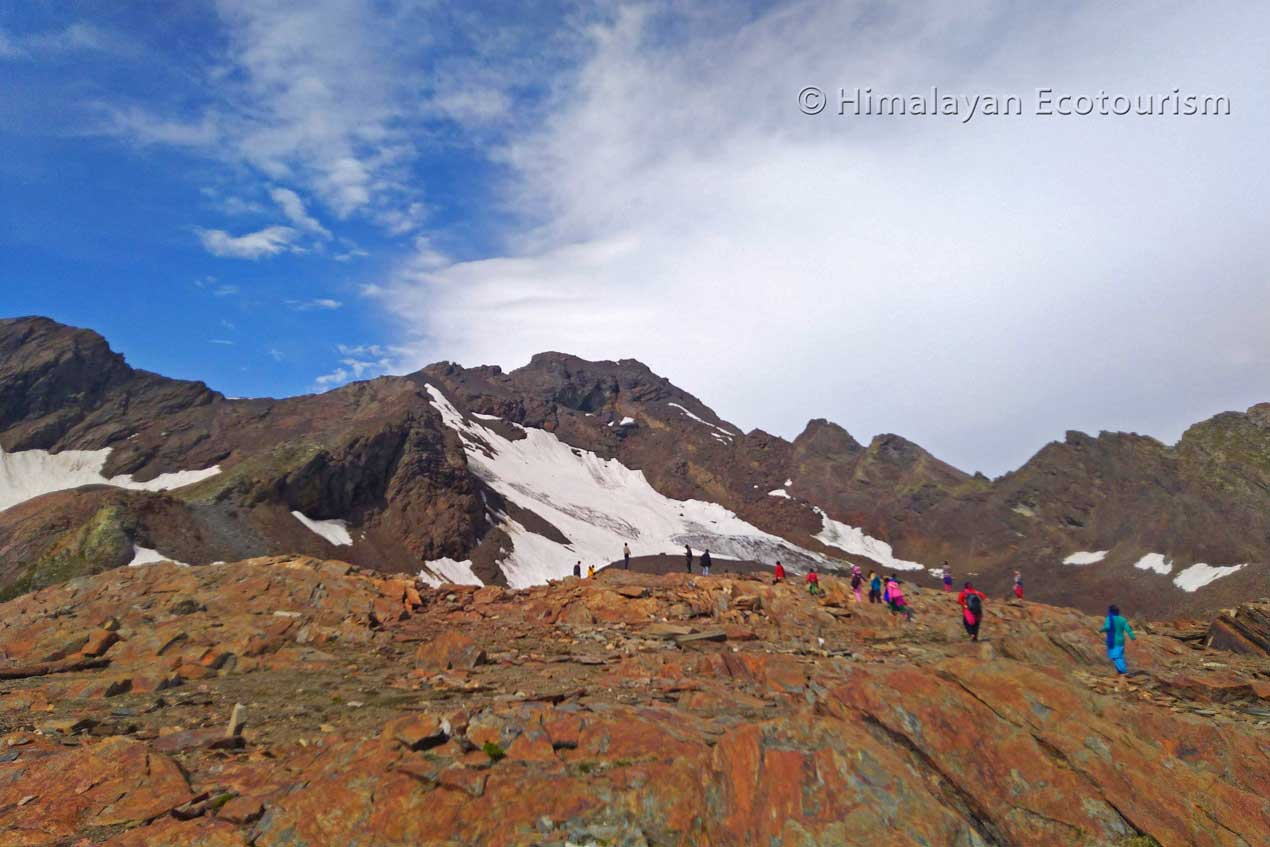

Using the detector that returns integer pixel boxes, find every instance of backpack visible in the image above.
[851,573,862,588]
[967,593,983,619]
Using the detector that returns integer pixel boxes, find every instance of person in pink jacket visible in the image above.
[885,576,912,622]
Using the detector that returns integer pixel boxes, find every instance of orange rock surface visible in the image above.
[1,557,1267,846]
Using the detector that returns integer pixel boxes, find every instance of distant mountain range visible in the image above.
[1,315,1266,615]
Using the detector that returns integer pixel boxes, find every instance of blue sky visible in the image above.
[2,1,564,396]
[3,2,1268,473]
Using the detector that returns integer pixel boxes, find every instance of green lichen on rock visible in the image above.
[176,441,325,505]
[0,504,134,602]
[1116,836,1162,847]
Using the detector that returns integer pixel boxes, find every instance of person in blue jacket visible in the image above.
[1099,604,1137,674]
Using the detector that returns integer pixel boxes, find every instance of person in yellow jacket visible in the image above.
[587,564,597,579]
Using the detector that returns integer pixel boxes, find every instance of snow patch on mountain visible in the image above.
[419,557,484,587]
[768,489,790,499]
[426,385,828,587]
[812,508,925,571]
[1173,562,1246,592]
[1133,553,1173,575]
[1063,550,1108,566]
[0,446,221,513]
[290,511,353,546]
[127,545,189,567]
[667,402,737,438]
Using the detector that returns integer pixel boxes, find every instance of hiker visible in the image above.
[958,582,987,641]
[587,564,596,579]
[685,545,693,573]
[868,571,882,604]
[942,563,953,592]
[623,543,631,570]
[882,574,893,604]
[1012,570,1024,600]
[850,566,864,603]
[701,549,712,576]
[774,561,786,582]
[1100,604,1137,674]
[806,569,823,596]
[573,561,582,578]
[886,577,912,622]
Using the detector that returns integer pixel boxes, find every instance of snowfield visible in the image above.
[1062,550,1108,566]
[419,557,484,587]
[1172,562,1247,592]
[0,446,220,513]
[812,507,925,571]
[426,385,833,587]
[127,545,189,567]
[290,511,353,546]
[1133,553,1174,575]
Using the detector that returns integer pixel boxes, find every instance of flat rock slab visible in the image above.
[675,630,728,644]
[645,623,694,639]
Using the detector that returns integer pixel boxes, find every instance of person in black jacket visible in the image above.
[700,549,712,576]
[684,545,693,573]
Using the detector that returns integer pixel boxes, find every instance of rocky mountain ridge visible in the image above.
[1,315,1267,616]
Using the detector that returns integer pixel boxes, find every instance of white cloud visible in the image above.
[0,29,25,60]
[201,187,265,216]
[375,0,1270,475]
[314,367,351,387]
[334,247,369,262]
[103,0,431,229]
[313,342,402,389]
[0,22,131,61]
[270,186,331,238]
[430,87,513,127]
[376,201,425,236]
[103,106,222,146]
[288,298,343,311]
[337,343,388,356]
[196,225,299,259]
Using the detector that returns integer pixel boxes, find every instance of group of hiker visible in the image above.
[779,558,1137,675]
[683,545,713,575]
[774,562,912,619]
[577,545,1138,677]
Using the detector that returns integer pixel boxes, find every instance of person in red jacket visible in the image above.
[773,561,786,582]
[957,582,987,641]
[1012,570,1024,600]
[806,568,822,596]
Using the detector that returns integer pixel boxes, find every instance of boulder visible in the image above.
[385,714,450,751]
[416,631,488,672]
[80,628,120,658]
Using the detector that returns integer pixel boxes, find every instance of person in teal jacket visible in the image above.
[1099,604,1136,674]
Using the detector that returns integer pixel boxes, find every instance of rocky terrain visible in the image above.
[1,315,1268,616]
[1,558,1268,846]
